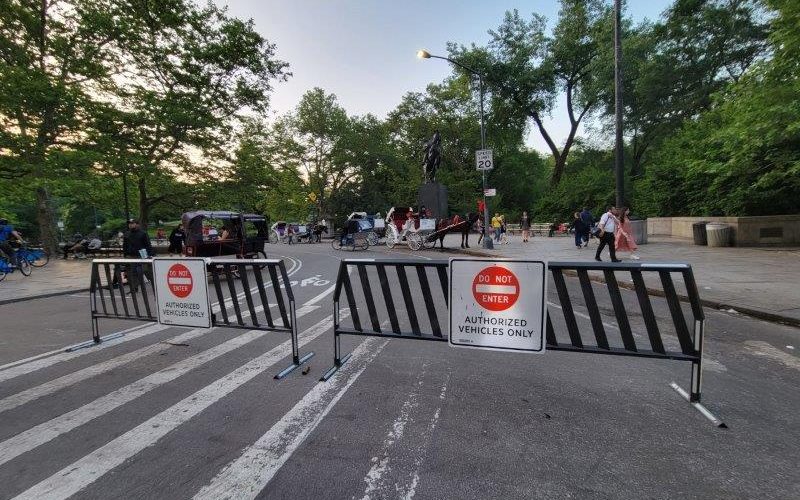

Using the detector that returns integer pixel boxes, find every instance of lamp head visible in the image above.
[417,49,431,59]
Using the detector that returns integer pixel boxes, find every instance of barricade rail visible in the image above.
[83,258,312,378]
[321,258,710,415]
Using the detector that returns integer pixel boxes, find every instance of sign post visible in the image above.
[153,258,211,328]
[449,259,547,353]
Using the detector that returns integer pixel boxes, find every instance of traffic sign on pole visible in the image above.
[449,258,547,353]
[483,188,496,197]
[475,149,493,171]
[153,258,211,328]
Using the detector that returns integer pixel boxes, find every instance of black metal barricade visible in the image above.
[82,258,312,378]
[321,259,706,406]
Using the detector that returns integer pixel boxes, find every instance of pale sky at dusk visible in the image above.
[218,0,672,153]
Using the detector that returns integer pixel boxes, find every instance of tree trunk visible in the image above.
[137,177,149,230]
[35,186,58,255]
[551,154,567,186]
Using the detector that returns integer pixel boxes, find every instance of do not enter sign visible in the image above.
[153,258,211,328]
[472,266,519,311]
[167,263,193,298]
[450,259,547,353]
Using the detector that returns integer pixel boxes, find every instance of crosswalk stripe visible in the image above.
[12,316,335,500]
[0,303,320,468]
[193,338,389,500]
[0,327,210,413]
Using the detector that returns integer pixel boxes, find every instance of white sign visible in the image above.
[475,149,493,171]
[449,258,547,353]
[153,258,211,328]
[484,188,497,197]
[419,218,436,231]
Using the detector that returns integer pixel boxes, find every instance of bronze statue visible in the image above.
[422,130,441,183]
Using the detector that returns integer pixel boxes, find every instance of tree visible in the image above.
[0,0,133,251]
[450,1,613,185]
[91,0,289,227]
[618,0,769,177]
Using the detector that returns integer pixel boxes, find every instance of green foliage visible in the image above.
[636,0,800,217]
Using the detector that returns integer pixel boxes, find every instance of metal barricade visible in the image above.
[83,258,312,378]
[321,258,709,411]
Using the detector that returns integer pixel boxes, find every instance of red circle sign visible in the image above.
[167,263,193,298]
[472,266,520,312]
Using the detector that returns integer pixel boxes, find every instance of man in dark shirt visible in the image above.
[123,219,153,291]
[580,207,593,247]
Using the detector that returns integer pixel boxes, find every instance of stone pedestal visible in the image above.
[417,182,448,219]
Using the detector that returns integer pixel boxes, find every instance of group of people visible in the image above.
[570,206,639,262]
[477,213,512,245]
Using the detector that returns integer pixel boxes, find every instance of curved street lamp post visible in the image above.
[418,50,493,250]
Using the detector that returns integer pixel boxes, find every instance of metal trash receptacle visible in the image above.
[706,223,731,247]
[692,222,708,246]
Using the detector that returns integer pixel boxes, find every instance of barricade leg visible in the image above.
[321,302,350,381]
[274,301,314,379]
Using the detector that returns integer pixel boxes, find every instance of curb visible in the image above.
[457,248,800,328]
[0,288,90,306]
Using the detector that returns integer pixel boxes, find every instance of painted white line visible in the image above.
[0,257,303,381]
[743,341,800,371]
[0,328,268,468]
[192,338,388,500]
[12,316,336,500]
[361,372,424,500]
[400,377,449,500]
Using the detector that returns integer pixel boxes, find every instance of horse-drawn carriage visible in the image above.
[383,207,438,251]
[182,211,268,260]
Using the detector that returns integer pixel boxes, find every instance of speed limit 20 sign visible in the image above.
[475,149,493,171]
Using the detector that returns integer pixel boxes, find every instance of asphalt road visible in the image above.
[0,241,798,499]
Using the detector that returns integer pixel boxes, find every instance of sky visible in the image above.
[218,0,672,153]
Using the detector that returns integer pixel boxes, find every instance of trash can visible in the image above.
[630,219,648,245]
[692,221,708,246]
[706,223,731,247]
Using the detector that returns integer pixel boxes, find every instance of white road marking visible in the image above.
[192,338,388,500]
[401,378,449,500]
[0,328,268,468]
[0,327,210,414]
[361,373,424,500]
[744,341,800,371]
[12,316,335,500]
[0,256,302,381]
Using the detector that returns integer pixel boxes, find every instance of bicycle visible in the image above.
[0,250,32,282]
[331,232,369,251]
[16,243,50,267]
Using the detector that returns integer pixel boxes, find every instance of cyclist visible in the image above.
[0,218,24,265]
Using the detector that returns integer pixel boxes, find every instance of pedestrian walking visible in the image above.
[123,219,154,290]
[491,213,502,242]
[520,211,530,242]
[570,212,587,249]
[580,207,593,247]
[168,225,185,255]
[477,217,485,245]
[615,207,640,260]
[594,207,621,262]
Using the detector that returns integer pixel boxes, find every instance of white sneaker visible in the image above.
[632,254,640,260]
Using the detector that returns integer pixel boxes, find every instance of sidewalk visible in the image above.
[443,233,800,327]
[0,259,92,304]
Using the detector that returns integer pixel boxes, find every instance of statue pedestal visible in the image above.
[418,182,448,219]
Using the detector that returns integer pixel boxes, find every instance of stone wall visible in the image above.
[647,215,800,246]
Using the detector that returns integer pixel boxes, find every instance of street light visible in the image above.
[417,49,493,250]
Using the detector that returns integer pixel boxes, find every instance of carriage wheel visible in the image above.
[366,231,379,246]
[268,231,278,244]
[422,234,436,249]
[385,229,397,249]
[407,233,422,251]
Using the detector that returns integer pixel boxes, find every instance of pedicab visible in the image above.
[182,211,268,263]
